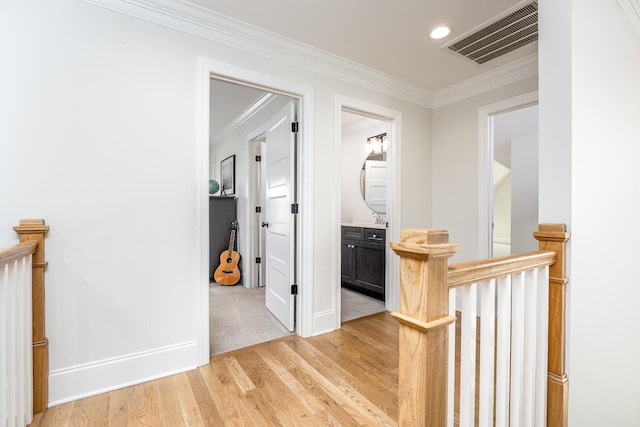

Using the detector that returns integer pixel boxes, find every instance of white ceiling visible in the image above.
[191,0,537,91]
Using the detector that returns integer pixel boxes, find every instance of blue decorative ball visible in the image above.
[209,179,220,194]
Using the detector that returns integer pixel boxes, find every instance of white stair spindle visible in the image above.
[522,268,538,427]
[459,282,477,427]
[510,271,526,427]
[447,288,457,427]
[479,279,496,427]
[495,275,512,427]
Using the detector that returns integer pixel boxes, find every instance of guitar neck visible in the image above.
[227,229,236,254]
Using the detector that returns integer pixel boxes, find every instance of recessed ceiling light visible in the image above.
[430,25,452,40]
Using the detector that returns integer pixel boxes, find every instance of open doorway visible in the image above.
[339,108,395,322]
[208,77,298,355]
[491,104,539,256]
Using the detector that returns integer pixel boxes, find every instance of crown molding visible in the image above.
[211,92,277,145]
[433,54,538,108]
[80,0,539,110]
[617,0,640,36]
[80,0,435,107]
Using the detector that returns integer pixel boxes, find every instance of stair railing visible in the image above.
[390,224,569,427]
[0,219,49,426]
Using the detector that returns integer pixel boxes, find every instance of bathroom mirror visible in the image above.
[360,150,387,214]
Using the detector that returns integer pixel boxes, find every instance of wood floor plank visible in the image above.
[209,356,268,425]
[290,337,398,421]
[143,379,166,427]
[106,387,128,427]
[174,372,206,426]
[186,368,224,425]
[266,341,361,426]
[157,375,186,426]
[279,341,397,427]
[126,383,147,426]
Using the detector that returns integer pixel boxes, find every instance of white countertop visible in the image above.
[341,222,387,229]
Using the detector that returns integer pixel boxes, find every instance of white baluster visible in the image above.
[447,288,456,427]
[495,275,512,427]
[510,271,526,427]
[522,268,538,427]
[459,282,477,427]
[479,279,496,427]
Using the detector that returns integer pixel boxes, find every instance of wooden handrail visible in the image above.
[0,241,37,267]
[448,250,556,289]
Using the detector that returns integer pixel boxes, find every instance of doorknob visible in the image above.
[261,222,269,228]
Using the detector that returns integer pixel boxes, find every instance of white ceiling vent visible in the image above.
[444,0,538,65]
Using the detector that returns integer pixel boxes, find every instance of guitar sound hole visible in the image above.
[226,257,232,263]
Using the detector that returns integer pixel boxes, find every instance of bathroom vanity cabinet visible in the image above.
[341,226,385,301]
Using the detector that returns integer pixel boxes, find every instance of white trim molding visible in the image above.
[80,0,434,107]
[49,341,198,406]
[617,0,640,36]
[197,57,316,345]
[477,91,539,259]
[210,92,277,144]
[435,54,538,109]
[80,0,539,110]
[334,95,402,328]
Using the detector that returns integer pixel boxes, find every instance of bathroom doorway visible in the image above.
[338,105,397,323]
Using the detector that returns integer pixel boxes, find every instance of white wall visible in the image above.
[510,133,538,253]
[0,0,433,404]
[432,77,538,262]
[540,0,640,424]
[341,119,388,224]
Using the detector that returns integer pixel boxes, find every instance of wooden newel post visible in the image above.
[14,219,49,413]
[390,229,459,427]
[534,224,570,427]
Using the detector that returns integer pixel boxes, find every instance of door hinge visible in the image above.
[291,122,299,133]
[291,203,299,214]
[255,155,262,162]
[256,257,261,264]
[255,206,262,213]
[291,284,298,295]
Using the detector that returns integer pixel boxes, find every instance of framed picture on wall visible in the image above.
[220,155,235,195]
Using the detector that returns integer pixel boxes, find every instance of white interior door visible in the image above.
[265,101,296,332]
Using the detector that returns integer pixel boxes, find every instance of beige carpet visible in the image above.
[209,283,386,355]
[209,282,291,356]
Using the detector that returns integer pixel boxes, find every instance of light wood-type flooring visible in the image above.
[29,311,400,426]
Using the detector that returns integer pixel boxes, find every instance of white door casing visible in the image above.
[265,102,296,331]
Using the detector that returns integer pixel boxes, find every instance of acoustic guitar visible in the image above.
[214,220,241,286]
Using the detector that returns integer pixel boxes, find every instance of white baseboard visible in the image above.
[48,340,199,406]
[311,309,337,336]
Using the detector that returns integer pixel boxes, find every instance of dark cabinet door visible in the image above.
[341,240,356,282]
[354,245,385,291]
[341,226,385,301]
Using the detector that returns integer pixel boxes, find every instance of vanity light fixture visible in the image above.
[430,25,452,40]
[367,133,387,154]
